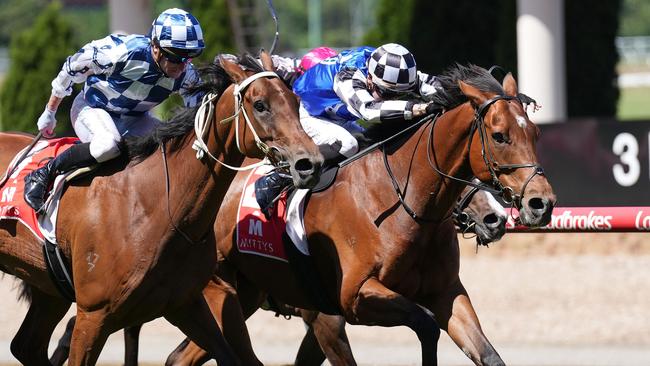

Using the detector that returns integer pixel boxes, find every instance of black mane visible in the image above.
[123,54,264,161]
[430,63,505,110]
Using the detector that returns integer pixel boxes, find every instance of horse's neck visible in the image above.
[388,104,476,222]
[150,95,244,240]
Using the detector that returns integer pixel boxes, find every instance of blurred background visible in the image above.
[0,0,649,132]
[0,1,649,365]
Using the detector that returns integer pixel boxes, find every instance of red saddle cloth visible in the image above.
[0,137,80,241]
[236,165,290,262]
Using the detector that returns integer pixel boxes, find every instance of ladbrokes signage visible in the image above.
[506,207,650,232]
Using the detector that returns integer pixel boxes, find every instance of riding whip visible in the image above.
[0,131,42,188]
[266,0,279,54]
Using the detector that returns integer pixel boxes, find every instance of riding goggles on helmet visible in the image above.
[159,46,202,64]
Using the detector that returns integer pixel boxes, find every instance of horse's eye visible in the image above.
[492,132,507,144]
[253,100,267,112]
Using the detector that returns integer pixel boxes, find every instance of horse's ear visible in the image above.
[458,80,487,107]
[259,50,275,72]
[502,72,518,96]
[218,55,247,84]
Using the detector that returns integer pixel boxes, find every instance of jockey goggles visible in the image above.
[373,81,418,100]
[154,39,202,64]
[160,47,201,64]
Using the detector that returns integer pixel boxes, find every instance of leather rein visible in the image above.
[382,94,545,222]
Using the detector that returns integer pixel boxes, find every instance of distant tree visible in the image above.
[363,0,415,47]
[365,0,516,76]
[0,2,77,133]
[565,0,621,117]
[619,0,650,36]
[0,0,48,47]
[188,0,235,62]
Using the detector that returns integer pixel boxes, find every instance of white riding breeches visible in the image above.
[299,103,362,158]
[70,93,161,162]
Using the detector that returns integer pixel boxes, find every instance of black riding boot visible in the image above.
[254,170,293,219]
[24,142,97,212]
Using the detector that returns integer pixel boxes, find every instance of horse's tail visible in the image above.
[17,279,33,304]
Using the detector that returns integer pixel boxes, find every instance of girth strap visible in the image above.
[43,240,75,302]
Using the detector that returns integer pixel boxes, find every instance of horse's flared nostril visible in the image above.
[528,197,548,213]
[294,158,316,176]
[483,213,499,226]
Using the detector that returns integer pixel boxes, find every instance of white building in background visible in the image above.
[109,0,151,35]
[517,0,566,124]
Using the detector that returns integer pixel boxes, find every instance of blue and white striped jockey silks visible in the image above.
[367,43,417,93]
[51,34,201,116]
[151,8,204,51]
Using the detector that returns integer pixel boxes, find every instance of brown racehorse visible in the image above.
[0,52,322,366]
[164,64,556,366]
[47,176,508,366]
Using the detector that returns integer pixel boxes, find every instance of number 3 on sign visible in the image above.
[612,132,641,187]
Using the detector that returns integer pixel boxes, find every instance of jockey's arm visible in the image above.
[50,36,119,100]
[178,63,203,108]
[417,71,442,101]
[333,68,429,123]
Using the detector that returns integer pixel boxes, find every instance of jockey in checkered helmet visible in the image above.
[367,43,418,98]
[24,8,206,212]
[150,8,204,75]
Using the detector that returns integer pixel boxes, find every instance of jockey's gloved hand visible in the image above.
[425,102,442,115]
[37,106,57,138]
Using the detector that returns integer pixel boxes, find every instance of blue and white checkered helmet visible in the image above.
[368,43,418,94]
[151,8,204,52]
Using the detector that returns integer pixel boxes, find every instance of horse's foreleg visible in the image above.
[50,316,76,366]
[348,277,440,366]
[123,323,143,366]
[296,309,356,366]
[67,309,111,366]
[166,277,262,366]
[164,293,239,366]
[425,279,505,366]
[10,286,71,366]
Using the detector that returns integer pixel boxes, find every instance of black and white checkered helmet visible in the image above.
[367,43,417,93]
[151,8,204,52]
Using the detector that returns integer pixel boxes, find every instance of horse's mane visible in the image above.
[430,63,505,110]
[123,53,265,162]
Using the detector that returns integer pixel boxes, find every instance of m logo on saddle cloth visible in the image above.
[0,137,80,242]
[237,165,311,262]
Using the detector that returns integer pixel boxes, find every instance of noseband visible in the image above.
[452,184,480,233]
[472,95,545,207]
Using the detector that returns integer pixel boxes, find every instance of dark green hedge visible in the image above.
[0,2,77,134]
[366,0,621,118]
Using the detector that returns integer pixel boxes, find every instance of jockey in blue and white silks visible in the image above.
[24,8,205,212]
[293,44,441,158]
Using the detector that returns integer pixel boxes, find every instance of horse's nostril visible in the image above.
[294,158,315,174]
[528,197,546,211]
[483,213,499,226]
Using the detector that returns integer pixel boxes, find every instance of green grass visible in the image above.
[618,86,650,120]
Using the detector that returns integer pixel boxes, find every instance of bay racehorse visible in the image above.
[48,175,508,366]
[164,64,555,366]
[0,52,322,365]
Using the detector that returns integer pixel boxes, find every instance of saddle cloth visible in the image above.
[236,165,310,262]
[0,137,80,243]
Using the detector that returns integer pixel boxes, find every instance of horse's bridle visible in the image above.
[381,93,545,224]
[471,95,545,207]
[192,70,284,171]
[162,70,285,245]
[452,184,481,233]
